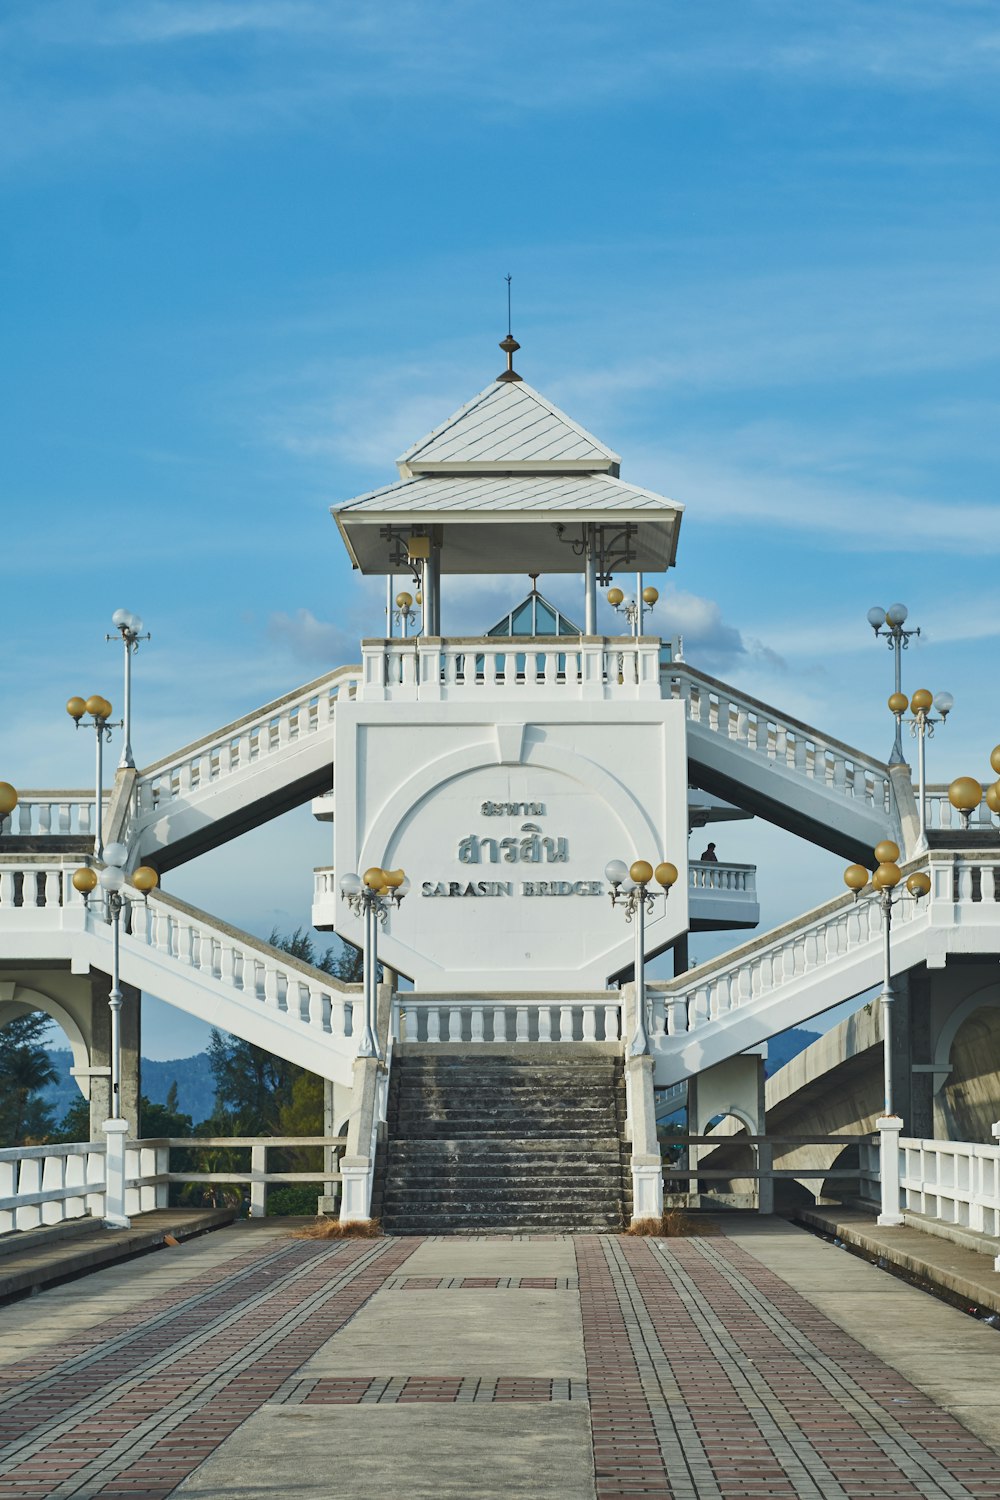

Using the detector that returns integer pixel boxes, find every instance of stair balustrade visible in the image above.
[649,855,1000,1074]
[132,664,360,824]
[665,662,893,813]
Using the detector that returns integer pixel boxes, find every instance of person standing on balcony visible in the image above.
[700,842,718,862]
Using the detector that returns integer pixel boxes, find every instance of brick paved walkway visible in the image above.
[1,1224,1000,1497]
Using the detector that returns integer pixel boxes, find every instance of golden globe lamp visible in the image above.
[990,745,1000,776]
[843,864,869,893]
[384,869,405,888]
[872,862,902,889]
[607,587,624,608]
[629,860,654,886]
[363,867,387,890]
[887,692,908,715]
[906,872,931,898]
[66,696,87,722]
[0,782,17,817]
[130,866,159,894]
[395,591,412,610]
[910,688,933,713]
[948,776,982,830]
[642,586,659,606]
[985,782,1000,817]
[873,840,900,865]
[655,861,678,888]
[72,867,98,895]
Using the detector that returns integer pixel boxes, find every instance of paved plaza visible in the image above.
[2,1219,1000,1498]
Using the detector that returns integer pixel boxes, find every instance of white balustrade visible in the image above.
[688,861,757,896]
[0,862,83,916]
[0,1142,106,1232]
[860,1135,1000,1248]
[135,666,359,818]
[652,856,1000,1043]
[5,795,104,839]
[358,637,662,702]
[395,994,621,1044]
[0,1136,349,1231]
[122,892,358,1043]
[924,787,999,832]
[665,664,892,812]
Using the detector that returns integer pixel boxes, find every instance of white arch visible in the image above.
[699,1104,757,1136]
[361,737,661,875]
[0,986,91,1099]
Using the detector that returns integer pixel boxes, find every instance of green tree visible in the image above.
[54,1095,92,1143]
[0,1014,57,1145]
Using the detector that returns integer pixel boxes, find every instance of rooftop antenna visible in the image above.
[497,273,522,383]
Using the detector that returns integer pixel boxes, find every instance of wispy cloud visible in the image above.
[5,1,1000,169]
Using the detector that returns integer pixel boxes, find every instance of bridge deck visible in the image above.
[1,1219,999,1498]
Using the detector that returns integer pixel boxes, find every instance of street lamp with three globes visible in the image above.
[72,848,159,1124]
[867,603,920,765]
[66,695,122,859]
[604,858,679,1056]
[340,866,410,1059]
[843,841,931,1227]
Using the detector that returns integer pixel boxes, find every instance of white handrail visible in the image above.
[0,1141,107,1232]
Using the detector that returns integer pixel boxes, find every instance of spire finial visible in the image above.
[497,273,522,382]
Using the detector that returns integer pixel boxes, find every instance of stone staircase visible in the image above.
[375,1047,631,1234]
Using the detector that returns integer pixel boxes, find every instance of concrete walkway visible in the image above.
[2,1218,1000,1497]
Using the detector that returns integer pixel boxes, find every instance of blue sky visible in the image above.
[3,1,999,1057]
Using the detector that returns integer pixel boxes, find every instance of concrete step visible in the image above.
[381,1213,624,1233]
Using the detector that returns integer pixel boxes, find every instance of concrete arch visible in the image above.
[0,985,91,1100]
[932,983,1000,1087]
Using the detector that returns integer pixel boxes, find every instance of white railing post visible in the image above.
[876,1116,904,1227]
[250,1144,267,1218]
[103,1119,130,1229]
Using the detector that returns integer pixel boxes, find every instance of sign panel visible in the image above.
[332,702,688,992]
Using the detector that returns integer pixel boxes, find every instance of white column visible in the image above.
[584,526,597,634]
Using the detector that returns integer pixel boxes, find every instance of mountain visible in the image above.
[42,1050,217,1125]
[765,1027,821,1077]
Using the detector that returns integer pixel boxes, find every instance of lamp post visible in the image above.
[393,591,420,639]
[73,850,159,1228]
[339,866,410,1059]
[107,610,150,770]
[843,840,930,1226]
[0,782,17,836]
[66,695,121,859]
[607,583,659,639]
[867,603,920,765]
[604,858,678,1054]
[889,688,953,850]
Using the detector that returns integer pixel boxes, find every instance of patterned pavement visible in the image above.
[1,1226,999,1497]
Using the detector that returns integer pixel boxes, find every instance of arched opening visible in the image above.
[0,993,89,1146]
